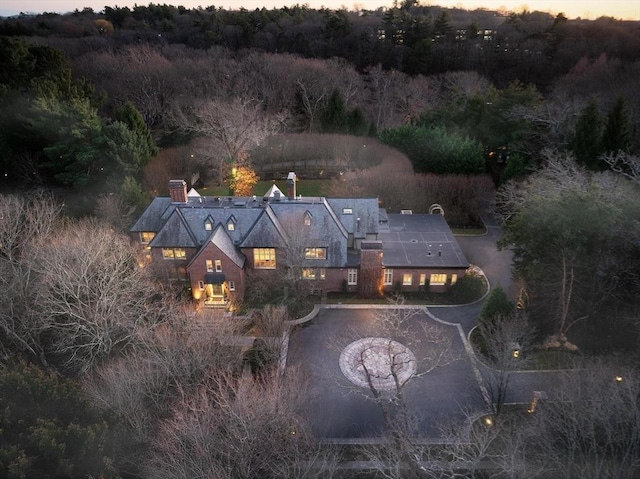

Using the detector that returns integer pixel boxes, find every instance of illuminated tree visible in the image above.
[228,164,259,196]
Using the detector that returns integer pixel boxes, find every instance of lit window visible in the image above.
[384,269,393,285]
[204,222,212,231]
[419,274,426,286]
[304,248,327,260]
[342,208,353,214]
[430,274,447,285]
[227,222,235,231]
[320,268,326,280]
[254,248,276,269]
[451,274,458,285]
[348,269,358,285]
[302,268,316,280]
[140,232,155,244]
[304,211,312,226]
[206,260,213,272]
[215,260,222,272]
[403,273,412,285]
[228,281,235,291]
[162,248,186,260]
[198,281,204,290]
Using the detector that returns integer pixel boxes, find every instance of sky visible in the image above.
[1,0,639,20]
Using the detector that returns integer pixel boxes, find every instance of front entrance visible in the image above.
[204,272,226,307]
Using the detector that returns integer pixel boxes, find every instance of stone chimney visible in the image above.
[169,179,188,203]
[286,171,297,199]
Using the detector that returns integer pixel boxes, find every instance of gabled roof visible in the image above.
[188,188,201,197]
[263,183,285,198]
[130,197,173,232]
[149,208,199,248]
[239,206,287,248]
[190,224,246,268]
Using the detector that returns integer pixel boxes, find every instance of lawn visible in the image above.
[198,179,333,197]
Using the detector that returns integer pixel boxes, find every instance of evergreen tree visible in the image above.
[602,96,632,154]
[571,99,602,169]
[320,89,347,133]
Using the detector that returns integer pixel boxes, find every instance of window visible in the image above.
[419,274,426,286]
[204,221,212,231]
[227,222,235,231]
[430,274,447,285]
[140,232,155,244]
[215,260,222,272]
[228,281,235,291]
[319,268,326,280]
[304,211,312,226]
[450,274,458,285]
[304,248,327,260]
[302,268,316,280]
[254,248,276,269]
[384,269,393,285]
[206,260,213,272]
[403,273,412,285]
[342,208,353,214]
[198,281,204,290]
[162,248,186,260]
[348,269,358,285]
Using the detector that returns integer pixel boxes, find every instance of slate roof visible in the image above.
[326,198,379,239]
[189,224,246,269]
[378,214,469,269]
[131,190,374,269]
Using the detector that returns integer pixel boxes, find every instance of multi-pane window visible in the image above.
[228,281,235,291]
[342,208,353,214]
[348,269,358,285]
[430,273,447,285]
[304,248,327,260]
[450,274,458,285]
[215,260,222,272]
[419,274,426,286]
[302,268,316,280]
[383,269,393,285]
[198,281,204,290]
[319,268,326,280]
[403,273,412,285]
[206,260,213,272]
[254,248,276,269]
[162,248,186,260]
[140,232,155,244]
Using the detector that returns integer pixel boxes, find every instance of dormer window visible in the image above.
[304,211,312,226]
[227,215,236,231]
[140,232,155,244]
[342,208,353,215]
[204,221,212,231]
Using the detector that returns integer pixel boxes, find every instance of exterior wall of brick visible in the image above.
[188,243,245,304]
[381,268,467,293]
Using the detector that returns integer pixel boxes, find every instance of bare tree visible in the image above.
[171,96,283,185]
[144,367,339,479]
[26,218,168,375]
[601,151,640,184]
[525,358,640,479]
[476,311,537,417]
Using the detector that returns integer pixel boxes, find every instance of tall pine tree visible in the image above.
[602,96,632,154]
[571,99,602,170]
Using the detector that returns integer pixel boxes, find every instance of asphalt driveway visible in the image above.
[285,215,565,439]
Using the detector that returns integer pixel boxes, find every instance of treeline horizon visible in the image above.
[2,2,640,88]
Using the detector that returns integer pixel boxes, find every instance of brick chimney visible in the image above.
[286,171,297,199]
[169,179,188,203]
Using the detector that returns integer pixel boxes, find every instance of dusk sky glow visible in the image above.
[2,0,639,20]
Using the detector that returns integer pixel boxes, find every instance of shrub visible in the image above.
[379,125,485,175]
[448,274,486,303]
